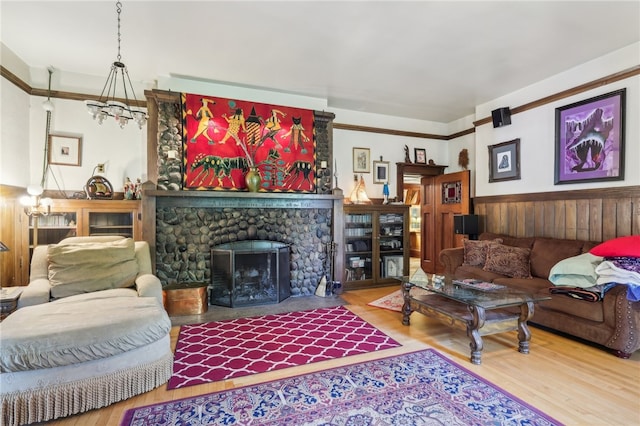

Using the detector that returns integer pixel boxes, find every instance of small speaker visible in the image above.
[491,107,511,128]
[454,215,479,238]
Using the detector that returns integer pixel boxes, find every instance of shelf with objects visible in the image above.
[343,204,409,290]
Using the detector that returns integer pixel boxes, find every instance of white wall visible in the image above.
[0,76,30,187]
[2,42,638,199]
[27,96,147,194]
[0,44,149,194]
[473,42,640,197]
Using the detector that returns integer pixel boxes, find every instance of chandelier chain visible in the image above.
[85,0,147,129]
[116,1,122,62]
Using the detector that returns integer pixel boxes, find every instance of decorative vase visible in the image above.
[245,167,261,192]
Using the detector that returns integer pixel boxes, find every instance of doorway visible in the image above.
[400,167,471,275]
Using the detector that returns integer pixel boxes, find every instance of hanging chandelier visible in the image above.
[85,1,147,129]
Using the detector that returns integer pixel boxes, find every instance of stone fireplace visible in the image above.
[145,192,344,300]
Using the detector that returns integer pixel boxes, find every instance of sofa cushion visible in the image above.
[462,238,503,267]
[493,276,549,293]
[537,295,605,323]
[454,265,508,283]
[0,289,171,372]
[47,238,138,299]
[480,233,535,250]
[530,238,585,279]
[483,243,532,279]
[590,235,640,258]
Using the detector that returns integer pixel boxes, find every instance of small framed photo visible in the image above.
[383,255,404,278]
[488,138,520,182]
[414,148,426,164]
[353,147,370,173]
[554,89,625,184]
[373,160,389,184]
[48,134,82,166]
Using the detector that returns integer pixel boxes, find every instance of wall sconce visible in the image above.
[20,185,53,248]
[454,214,479,240]
[20,185,52,217]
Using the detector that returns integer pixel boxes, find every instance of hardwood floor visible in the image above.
[43,286,640,425]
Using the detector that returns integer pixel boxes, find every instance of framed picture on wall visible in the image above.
[414,148,426,164]
[353,147,370,173]
[488,138,520,182]
[554,89,625,184]
[373,160,389,184]
[48,134,82,166]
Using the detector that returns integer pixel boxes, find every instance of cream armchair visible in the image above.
[2,236,172,426]
[19,235,163,308]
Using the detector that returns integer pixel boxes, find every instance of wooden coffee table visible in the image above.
[399,277,550,364]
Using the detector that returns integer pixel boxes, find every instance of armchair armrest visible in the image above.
[17,278,51,308]
[439,247,465,279]
[135,274,164,305]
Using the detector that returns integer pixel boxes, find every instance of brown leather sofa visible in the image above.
[439,232,640,358]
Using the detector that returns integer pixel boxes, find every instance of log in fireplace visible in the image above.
[210,240,290,307]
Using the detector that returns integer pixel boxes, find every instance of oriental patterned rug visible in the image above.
[367,287,430,312]
[123,349,561,426]
[167,306,400,389]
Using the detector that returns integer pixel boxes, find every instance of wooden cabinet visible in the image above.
[18,199,141,280]
[343,204,409,290]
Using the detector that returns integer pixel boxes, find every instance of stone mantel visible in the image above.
[147,190,341,209]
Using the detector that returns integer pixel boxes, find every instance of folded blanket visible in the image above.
[548,286,601,302]
[607,256,640,274]
[595,258,640,286]
[549,253,603,288]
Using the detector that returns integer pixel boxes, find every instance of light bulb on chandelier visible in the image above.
[85,1,147,129]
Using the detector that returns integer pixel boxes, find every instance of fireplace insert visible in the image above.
[210,240,290,307]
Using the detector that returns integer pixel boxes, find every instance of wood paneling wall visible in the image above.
[0,185,26,286]
[473,186,640,242]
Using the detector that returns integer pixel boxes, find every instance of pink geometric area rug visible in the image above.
[123,349,562,426]
[167,305,400,389]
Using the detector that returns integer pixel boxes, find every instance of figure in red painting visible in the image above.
[282,116,310,153]
[188,98,218,144]
[262,108,286,147]
[219,108,246,145]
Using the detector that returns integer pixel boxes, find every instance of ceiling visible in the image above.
[2,1,639,123]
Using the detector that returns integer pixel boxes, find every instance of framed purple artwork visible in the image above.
[554,89,625,184]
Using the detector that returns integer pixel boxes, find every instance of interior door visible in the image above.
[420,170,471,274]
[419,176,436,273]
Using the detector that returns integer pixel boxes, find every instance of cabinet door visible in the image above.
[344,211,374,285]
[28,208,78,253]
[81,204,141,240]
[378,211,406,281]
[85,210,134,238]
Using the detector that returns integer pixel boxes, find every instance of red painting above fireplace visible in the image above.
[182,93,316,192]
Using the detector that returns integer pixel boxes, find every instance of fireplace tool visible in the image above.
[326,240,342,296]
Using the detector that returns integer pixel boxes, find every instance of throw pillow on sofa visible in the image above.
[590,235,640,258]
[462,238,503,267]
[483,243,532,279]
[47,238,138,299]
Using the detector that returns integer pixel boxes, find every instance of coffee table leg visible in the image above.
[401,281,413,326]
[467,305,485,365]
[518,301,535,354]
